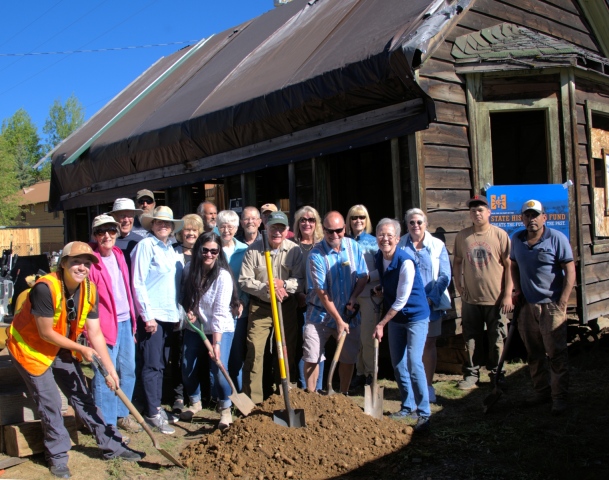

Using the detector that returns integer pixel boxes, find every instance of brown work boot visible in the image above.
[218,408,233,431]
[180,401,202,421]
[117,415,143,433]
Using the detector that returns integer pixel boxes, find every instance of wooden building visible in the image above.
[48,0,609,325]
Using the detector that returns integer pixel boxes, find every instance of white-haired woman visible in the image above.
[346,204,380,388]
[131,206,184,434]
[373,218,430,431]
[293,206,324,390]
[217,209,249,392]
[398,208,451,403]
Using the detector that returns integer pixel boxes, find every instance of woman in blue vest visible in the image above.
[373,218,431,432]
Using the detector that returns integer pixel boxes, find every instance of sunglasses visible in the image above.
[66,297,76,322]
[299,217,316,224]
[138,198,154,205]
[351,215,366,221]
[409,220,424,226]
[324,226,344,235]
[201,247,220,256]
[94,228,118,236]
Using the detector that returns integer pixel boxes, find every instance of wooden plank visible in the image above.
[579,164,590,185]
[434,101,469,126]
[543,0,580,15]
[575,104,587,125]
[0,356,24,388]
[583,224,592,245]
[419,58,462,84]
[446,25,478,43]
[427,189,472,211]
[430,41,455,63]
[467,3,599,52]
[581,204,591,225]
[580,184,590,205]
[499,0,589,33]
[420,123,470,147]
[578,144,589,165]
[0,389,38,426]
[575,84,609,105]
[422,144,471,168]
[592,242,609,254]
[583,246,609,265]
[427,210,472,233]
[419,77,467,104]
[425,167,472,189]
[587,297,609,321]
[3,416,78,457]
[584,262,609,284]
[585,279,609,304]
[433,232,457,254]
[482,82,559,101]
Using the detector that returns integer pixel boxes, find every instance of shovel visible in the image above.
[364,295,384,419]
[263,232,305,428]
[327,304,360,396]
[92,356,184,468]
[483,301,520,414]
[185,320,255,417]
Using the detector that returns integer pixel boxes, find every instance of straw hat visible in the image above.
[140,206,183,233]
[108,198,143,215]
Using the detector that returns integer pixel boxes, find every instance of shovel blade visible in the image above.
[364,385,384,419]
[157,448,185,468]
[273,408,306,428]
[482,388,504,414]
[229,392,256,417]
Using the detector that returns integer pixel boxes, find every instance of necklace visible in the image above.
[300,242,314,252]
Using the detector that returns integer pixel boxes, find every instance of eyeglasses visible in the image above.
[377,233,396,240]
[94,228,118,236]
[219,225,236,231]
[201,247,219,256]
[66,297,76,322]
[324,226,344,235]
[299,217,316,224]
[138,198,154,205]
[351,215,366,221]
[409,220,424,226]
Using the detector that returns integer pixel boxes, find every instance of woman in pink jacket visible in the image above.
[88,214,142,438]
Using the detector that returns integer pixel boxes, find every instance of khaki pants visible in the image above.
[518,302,568,400]
[243,296,298,404]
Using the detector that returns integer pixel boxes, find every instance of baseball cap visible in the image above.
[260,203,278,214]
[266,211,289,226]
[60,241,99,264]
[466,195,489,208]
[136,189,155,201]
[521,199,544,214]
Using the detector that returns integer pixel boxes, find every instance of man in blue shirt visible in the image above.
[303,211,369,394]
[510,199,575,416]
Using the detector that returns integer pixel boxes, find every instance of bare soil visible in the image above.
[2,322,608,479]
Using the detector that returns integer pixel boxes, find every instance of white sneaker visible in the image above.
[144,413,175,434]
[159,408,179,425]
[218,408,232,431]
[428,385,437,403]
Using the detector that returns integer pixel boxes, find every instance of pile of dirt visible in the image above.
[180,389,412,479]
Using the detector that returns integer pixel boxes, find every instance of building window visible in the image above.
[44,202,49,212]
[20,210,26,221]
[586,103,609,241]
[30,204,34,214]
[54,210,59,219]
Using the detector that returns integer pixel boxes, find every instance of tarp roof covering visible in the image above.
[51,0,469,210]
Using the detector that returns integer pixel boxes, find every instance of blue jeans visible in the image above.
[183,329,234,410]
[92,320,136,424]
[228,316,248,392]
[388,320,430,418]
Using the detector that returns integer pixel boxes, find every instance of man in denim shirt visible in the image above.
[303,211,368,394]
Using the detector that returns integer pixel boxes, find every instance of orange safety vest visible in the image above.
[7,272,96,376]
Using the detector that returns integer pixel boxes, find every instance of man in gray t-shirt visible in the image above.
[510,199,575,416]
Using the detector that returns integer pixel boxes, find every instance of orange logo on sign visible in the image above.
[491,194,506,210]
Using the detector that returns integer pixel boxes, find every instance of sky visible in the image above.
[0,0,274,140]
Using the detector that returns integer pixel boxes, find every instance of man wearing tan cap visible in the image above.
[132,189,156,237]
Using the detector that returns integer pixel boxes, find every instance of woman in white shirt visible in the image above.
[181,232,240,430]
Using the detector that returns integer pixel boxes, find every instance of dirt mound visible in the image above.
[180,389,412,479]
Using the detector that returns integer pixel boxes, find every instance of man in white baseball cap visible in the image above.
[109,198,144,270]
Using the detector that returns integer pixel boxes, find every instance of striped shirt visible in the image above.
[305,237,368,328]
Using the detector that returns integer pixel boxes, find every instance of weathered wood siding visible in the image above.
[415,0,607,325]
[574,76,609,320]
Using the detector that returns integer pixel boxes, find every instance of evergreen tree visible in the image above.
[0,108,42,188]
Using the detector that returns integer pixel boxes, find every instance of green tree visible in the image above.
[0,108,42,188]
[0,136,21,226]
[43,93,85,151]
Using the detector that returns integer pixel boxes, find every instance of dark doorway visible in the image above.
[490,110,549,185]
[327,141,394,224]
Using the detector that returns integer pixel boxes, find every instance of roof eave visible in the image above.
[577,0,609,58]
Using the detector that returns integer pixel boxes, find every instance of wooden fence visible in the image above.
[0,228,58,257]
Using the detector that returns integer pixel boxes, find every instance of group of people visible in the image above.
[6,188,575,478]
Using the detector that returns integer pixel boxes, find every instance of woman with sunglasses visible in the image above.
[7,242,142,478]
[88,215,141,440]
[398,208,451,404]
[131,206,184,434]
[293,206,324,390]
[181,232,240,430]
[345,204,380,389]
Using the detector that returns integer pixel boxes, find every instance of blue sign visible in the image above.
[486,184,570,240]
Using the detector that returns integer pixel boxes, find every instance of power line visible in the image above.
[0,41,198,56]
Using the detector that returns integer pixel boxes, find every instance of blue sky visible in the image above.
[0,0,274,139]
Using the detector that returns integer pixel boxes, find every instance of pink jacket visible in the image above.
[88,244,137,346]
